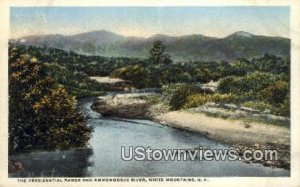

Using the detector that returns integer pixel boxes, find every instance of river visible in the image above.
[9,97,289,177]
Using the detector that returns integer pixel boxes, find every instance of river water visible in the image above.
[9,97,289,177]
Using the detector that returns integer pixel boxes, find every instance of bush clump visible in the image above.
[259,80,289,105]
[183,93,239,109]
[9,51,92,154]
[217,72,289,117]
[218,71,277,96]
[169,84,212,110]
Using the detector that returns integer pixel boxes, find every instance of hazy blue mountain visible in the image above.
[13,30,290,61]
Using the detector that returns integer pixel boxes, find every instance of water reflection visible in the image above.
[9,148,93,177]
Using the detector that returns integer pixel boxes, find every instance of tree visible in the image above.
[9,48,92,153]
[149,40,172,65]
[149,40,164,64]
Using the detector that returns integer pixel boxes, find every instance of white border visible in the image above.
[1,0,299,186]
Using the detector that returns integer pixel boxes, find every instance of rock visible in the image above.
[92,95,151,119]
[254,143,260,149]
[8,160,25,173]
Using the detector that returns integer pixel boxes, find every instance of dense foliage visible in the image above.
[9,47,92,154]
[218,71,278,97]
[259,80,290,116]
[9,41,290,121]
[11,44,141,76]
[111,42,226,87]
[161,50,290,117]
[169,84,212,110]
[8,44,142,96]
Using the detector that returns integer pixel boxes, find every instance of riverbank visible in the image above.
[155,111,290,145]
[91,93,290,169]
[154,111,290,169]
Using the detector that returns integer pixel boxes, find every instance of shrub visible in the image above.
[169,84,210,110]
[217,76,237,93]
[258,80,290,117]
[274,95,290,117]
[259,80,289,106]
[162,83,184,100]
[183,93,239,108]
[218,71,278,96]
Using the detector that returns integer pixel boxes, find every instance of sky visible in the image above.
[10,7,290,39]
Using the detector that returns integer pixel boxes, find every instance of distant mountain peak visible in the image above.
[229,31,254,38]
[68,30,126,44]
[72,30,123,37]
[149,34,172,39]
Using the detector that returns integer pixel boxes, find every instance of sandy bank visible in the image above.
[155,111,290,146]
[155,111,290,169]
[92,93,290,146]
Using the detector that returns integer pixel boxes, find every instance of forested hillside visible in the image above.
[11,30,290,61]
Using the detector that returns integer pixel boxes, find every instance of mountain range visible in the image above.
[11,30,290,61]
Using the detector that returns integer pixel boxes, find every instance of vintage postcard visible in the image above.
[0,0,300,186]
